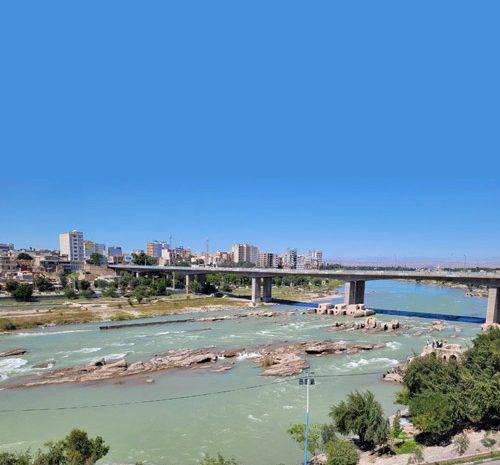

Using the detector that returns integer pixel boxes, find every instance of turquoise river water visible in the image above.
[0,281,487,465]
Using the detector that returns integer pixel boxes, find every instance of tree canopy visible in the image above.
[400,328,500,438]
[0,429,109,465]
[330,390,388,449]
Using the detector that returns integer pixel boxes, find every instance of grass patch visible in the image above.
[394,439,419,454]
[0,318,17,331]
[110,312,134,322]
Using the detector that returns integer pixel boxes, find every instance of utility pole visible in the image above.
[299,371,315,465]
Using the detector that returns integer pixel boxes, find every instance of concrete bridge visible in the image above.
[108,265,500,325]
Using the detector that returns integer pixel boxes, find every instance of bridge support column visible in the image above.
[251,277,261,305]
[486,287,500,325]
[345,281,365,305]
[185,275,190,294]
[262,277,272,303]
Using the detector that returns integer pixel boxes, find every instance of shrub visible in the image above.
[101,288,116,298]
[481,432,497,450]
[453,432,470,456]
[0,319,17,331]
[11,284,33,302]
[63,287,78,299]
[199,454,239,465]
[5,280,18,293]
[325,438,359,465]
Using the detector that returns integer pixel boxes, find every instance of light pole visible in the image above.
[299,371,315,465]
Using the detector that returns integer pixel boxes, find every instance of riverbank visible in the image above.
[0,296,250,332]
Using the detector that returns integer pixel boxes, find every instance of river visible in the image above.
[0,281,486,465]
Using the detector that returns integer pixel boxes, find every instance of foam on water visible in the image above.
[386,341,402,350]
[14,329,92,337]
[236,352,261,361]
[345,357,399,369]
[0,358,28,380]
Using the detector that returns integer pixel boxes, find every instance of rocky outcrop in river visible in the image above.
[9,340,386,388]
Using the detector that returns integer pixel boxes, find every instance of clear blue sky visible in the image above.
[1,2,499,260]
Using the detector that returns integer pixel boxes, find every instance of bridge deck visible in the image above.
[108,265,500,286]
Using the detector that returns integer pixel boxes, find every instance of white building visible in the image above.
[59,231,85,270]
[282,248,298,269]
[231,243,259,264]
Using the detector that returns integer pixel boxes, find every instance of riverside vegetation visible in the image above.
[0,273,341,331]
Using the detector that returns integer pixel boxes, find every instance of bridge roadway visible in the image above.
[108,265,500,325]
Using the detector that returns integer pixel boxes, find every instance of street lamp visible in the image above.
[299,371,315,465]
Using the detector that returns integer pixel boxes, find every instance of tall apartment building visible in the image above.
[59,231,85,271]
[257,251,279,268]
[282,248,298,269]
[146,241,169,258]
[231,243,259,264]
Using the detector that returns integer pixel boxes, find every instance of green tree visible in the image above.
[199,454,239,465]
[36,428,109,465]
[64,287,78,299]
[132,253,156,266]
[5,280,18,293]
[0,429,108,465]
[11,283,33,302]
[330,390,388,449]
[16,253,33,261]
[189,280,203,294]
[287,423,323,455]
[93,279,109,289]
[408,391,456,436]
[0,451,32,465]
[325,439,359,465]
[34,276,53,292]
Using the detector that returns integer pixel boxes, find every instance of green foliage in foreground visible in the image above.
[0,429,109,465]
[399,328,500,439]
[325,439,359,465]
[330,390,388,449]
[199,454,239,465]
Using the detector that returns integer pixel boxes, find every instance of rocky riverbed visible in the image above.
[7,339,386,388]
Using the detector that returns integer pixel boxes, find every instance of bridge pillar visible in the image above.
[185,275,190,294]
[345,281,365,305]
[251,277,261,305]
[262,277,273,303]
[486,287,500,325]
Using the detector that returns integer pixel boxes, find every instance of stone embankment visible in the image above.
[310,303,375,318]
[9,340,385,388]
